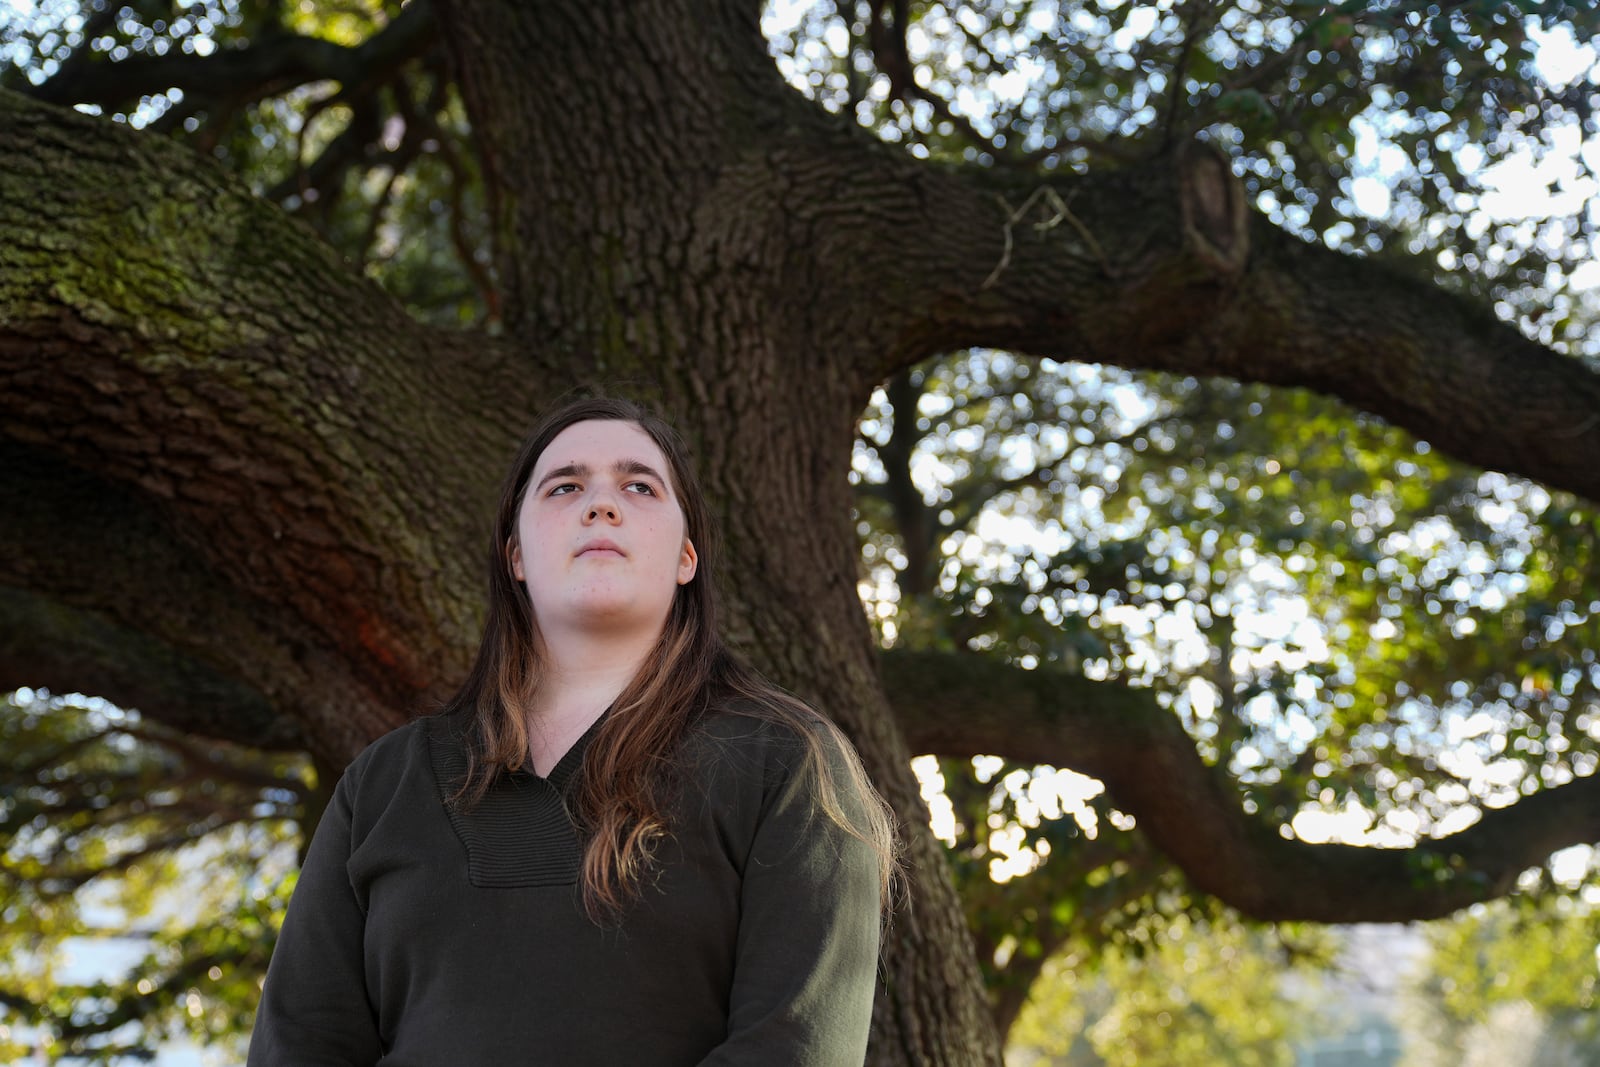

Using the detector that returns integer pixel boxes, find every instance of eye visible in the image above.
[625,481,657,495]
[548,482,580,496]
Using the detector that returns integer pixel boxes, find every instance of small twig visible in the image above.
[982,186,1112,289]
[1041,187,1112,274]
[1551,412,1600,439]
[981,190,1032,289]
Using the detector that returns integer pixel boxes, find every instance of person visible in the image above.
[247,395,898,1066]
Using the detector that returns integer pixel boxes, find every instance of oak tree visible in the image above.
[3,1,1598,1062]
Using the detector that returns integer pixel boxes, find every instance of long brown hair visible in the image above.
[443,395,898,921]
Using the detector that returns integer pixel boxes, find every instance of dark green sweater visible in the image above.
[247,707,881,1066]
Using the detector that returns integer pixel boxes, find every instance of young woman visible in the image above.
[248,396,898,1066]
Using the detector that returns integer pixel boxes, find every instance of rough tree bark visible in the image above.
[3,0,1600,1063]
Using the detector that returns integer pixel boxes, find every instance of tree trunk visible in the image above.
[432,2,1003,1058]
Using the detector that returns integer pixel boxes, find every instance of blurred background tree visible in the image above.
[2,0,1597,1062]
[1401,892,1600,1067]
[0,690,308,1061]
[1006,915,1328,1067]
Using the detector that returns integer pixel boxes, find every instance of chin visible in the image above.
[571,595,659,623]
[543,584,674,631]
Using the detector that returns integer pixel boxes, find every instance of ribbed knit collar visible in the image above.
[426,709,611,890]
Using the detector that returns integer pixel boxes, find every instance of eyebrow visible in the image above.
[533,459,669,494]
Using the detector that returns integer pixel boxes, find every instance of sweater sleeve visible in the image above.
[698,725,883,1067]
[247,759,383,1067]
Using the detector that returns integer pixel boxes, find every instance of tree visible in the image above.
[0,688,307,1062]
[1403,891,1600,1067]
[1006,914,1326,1067]
[2,1,1598,1063]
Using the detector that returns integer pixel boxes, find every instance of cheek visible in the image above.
[512,529,545,586]
[514,507,541,558]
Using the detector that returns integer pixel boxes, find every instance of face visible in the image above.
[510,420,698,642]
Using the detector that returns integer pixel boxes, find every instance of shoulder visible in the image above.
[334,715,444,812]
[680,696,854,794]
[343,715,433,772]
[688,694,809,751]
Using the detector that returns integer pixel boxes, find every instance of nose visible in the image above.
[584,491,620,524]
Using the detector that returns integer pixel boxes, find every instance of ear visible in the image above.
[509,539,525,582]
[677,538,698,585]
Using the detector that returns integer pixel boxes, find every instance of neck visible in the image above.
[531,625,660,727]
[520,626,661,777]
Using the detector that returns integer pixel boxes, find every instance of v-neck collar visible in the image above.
[540,708,609,791]
[427,710,613,890]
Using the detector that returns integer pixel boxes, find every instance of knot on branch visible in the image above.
[1179,142,1249,276]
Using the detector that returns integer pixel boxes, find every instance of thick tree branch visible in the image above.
[809,132,1600,504]
[0,433,382,759]
[0,89,529,763]
[0,581,297,750]
[884,648,1600,922]
[29,0,437,112]
[1187,224,1600,505]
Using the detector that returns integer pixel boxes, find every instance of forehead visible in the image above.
[533,419,670,474]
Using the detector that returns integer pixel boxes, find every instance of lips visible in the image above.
[576,540,625,558]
